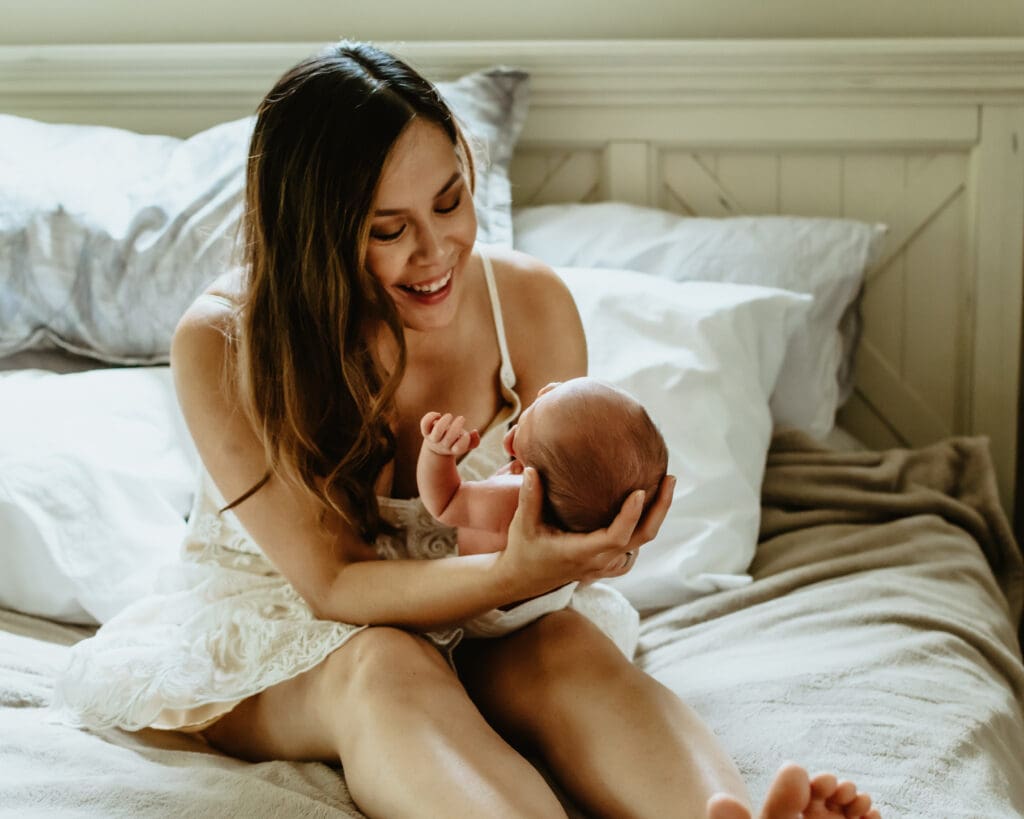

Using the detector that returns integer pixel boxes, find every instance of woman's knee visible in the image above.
[523,610,636,685]
[321,626,455,704]
[465,610,643,718]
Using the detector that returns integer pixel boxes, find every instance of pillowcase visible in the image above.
[559,268,812,612]
[0,367,197,624]
[0,68,529,364]
[516,203,887,439]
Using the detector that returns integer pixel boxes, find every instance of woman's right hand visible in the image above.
[498,467,676,598]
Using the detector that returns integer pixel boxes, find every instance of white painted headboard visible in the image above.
[2,39,1023,527]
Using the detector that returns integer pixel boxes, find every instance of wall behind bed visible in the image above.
[3,0,1024,44]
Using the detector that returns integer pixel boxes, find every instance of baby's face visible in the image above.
[503,381,565,462]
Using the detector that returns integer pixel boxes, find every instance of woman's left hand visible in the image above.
[498,469,676,597]
[579,472,676,582]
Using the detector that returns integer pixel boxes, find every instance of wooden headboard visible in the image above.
[3,39,1023,525]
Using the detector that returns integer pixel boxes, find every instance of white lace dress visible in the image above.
[50,254,638,733]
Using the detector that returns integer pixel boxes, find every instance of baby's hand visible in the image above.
[420,412,481,457]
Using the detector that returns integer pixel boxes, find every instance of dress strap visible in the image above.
[480,252,517,392]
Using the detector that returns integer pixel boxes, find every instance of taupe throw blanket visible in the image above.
[762,429,1022,640]
[639,430,1024,819]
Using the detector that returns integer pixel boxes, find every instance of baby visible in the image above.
[419,376,668,547]
[417,376,668,653]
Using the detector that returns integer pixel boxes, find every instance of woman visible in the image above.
[54,41,879,819]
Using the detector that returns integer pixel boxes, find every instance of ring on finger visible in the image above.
[622,549,636,569]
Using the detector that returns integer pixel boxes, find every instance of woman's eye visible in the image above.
[371,225,405,242]
[435,195,461,214]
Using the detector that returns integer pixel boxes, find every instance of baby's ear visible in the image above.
[509,459,524,475]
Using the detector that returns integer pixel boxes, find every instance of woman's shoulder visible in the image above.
[481,247,586,392]
[483,246,576,320]
[171,272,243,381]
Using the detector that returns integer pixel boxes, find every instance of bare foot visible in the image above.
[706,763,881,819]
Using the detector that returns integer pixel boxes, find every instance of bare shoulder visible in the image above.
[171,293,236,388]
[169,287,248,477]
[484,247,587,399]
[486,247,576,318]
[171,267,244,375]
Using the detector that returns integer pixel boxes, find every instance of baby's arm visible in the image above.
[417,412,520,536]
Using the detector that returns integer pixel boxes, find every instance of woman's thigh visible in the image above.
[455,609,644,749]
[201,625,460,763]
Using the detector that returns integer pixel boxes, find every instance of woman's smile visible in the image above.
[397,268,454,303]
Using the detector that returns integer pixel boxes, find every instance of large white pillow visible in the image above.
[0,68,529,364]
[559,268,812,612]
[0,367,197,624]
[517,203,887,439]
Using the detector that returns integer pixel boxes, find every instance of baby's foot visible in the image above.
[706,763,881,819]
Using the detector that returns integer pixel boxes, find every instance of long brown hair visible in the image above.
[230,41,475,541]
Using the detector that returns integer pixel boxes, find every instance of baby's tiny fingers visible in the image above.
[420,411,442,437]
[450,431,472,456]
[430,413,453,442]
[443,416,466,448]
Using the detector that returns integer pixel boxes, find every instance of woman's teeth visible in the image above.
[404,270,452,294]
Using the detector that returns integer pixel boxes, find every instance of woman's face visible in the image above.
[365,118,477,332]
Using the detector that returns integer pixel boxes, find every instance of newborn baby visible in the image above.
[416,376,668,654]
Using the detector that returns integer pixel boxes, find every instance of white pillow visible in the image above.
[0,68,529,364]
[0,367,197,624]
[517,203,887,439]
[559,268,812,612]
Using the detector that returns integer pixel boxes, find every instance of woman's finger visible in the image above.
[579,548,636,583]
[509,466,544,538]
[601,488,646,549]
[628,474,676,549]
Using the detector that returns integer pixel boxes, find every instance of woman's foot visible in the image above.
[706,763,881,819]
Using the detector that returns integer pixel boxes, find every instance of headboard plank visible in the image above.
[600,142,651,205]
[969,106,1024,512]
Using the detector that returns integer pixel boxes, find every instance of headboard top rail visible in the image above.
[3,39,1024,106]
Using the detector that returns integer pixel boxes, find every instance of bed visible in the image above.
[1,38,1023,818]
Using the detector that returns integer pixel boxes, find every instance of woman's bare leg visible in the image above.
[457,609,750,819]
[458,611,881,819]
[202,626,567,819]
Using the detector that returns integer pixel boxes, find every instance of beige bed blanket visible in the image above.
[640,431,1024,818]
[2,431,1022,817]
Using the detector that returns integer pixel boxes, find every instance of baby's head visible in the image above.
[503,377,668,532]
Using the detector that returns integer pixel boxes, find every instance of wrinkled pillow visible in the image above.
[0,367,197,624]
[517,203,887,439]
[560,268,812,612]
[0,68,529,364]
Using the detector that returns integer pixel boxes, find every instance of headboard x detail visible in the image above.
[2,38,1023,527]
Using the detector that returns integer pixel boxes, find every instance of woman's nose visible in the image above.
[414,219,446,263]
